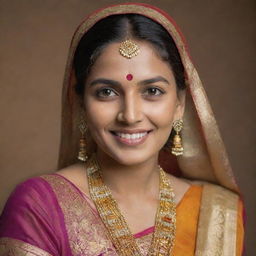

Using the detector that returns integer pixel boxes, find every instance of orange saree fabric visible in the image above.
[173,186,244,256]
[173,186,201,255]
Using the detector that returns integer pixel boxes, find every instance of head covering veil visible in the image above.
[58,3,238,192]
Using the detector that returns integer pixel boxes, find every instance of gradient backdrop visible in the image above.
[0,0,255,254]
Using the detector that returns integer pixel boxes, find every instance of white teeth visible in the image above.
[116,132,147,139]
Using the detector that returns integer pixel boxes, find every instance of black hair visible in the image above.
[73,14,186,95]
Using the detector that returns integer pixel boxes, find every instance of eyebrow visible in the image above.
[89,76,170,87]
[138,76,170,86]
[89,78,121,87]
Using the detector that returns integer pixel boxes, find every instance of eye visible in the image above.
[96,88,118,98]
[143,87,164,96]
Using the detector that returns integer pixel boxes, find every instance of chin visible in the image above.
[106,149,158,166]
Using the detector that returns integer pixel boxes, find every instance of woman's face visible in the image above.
[83,40,185,165]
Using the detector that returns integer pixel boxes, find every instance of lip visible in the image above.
[111,129,152,134]
[110,129,152,146]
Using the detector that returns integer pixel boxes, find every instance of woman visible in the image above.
[0,3,244,255]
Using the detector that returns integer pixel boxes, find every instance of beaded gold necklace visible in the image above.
[86,155,176,256]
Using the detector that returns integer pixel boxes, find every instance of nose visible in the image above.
[117,93,143,124]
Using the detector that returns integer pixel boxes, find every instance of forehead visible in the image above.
[87,41,175,82]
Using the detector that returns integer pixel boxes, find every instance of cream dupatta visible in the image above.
[56,3,241,255]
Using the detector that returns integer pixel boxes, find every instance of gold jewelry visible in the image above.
[77,114,88,162]
[86,155,176,256]
[119,39,140,59]
[171,119,184,156]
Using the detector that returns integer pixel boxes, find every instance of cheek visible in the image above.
[84,97,118,131]
[145,96,178,126]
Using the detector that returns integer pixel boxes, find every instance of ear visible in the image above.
[173,90,186,121]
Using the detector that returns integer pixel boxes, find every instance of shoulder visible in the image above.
[165,173,193,205]
[0,176,62,236]
[55,162,89,195]
[0,177,65,254]
[192,182,241,216]
[7,176,54,204]
[201,183,240,205]
[1,176,62,218]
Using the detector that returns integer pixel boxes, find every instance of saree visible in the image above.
[0,3,244,256]
[0,174,243,255]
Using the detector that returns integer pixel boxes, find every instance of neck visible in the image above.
[95,150,160,197]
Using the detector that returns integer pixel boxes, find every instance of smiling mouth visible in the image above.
[110,130,152,145]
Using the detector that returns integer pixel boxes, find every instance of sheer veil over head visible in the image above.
[57,3,239,192]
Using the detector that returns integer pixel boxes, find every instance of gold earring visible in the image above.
[171,119,184,156]
[78,115,88,162]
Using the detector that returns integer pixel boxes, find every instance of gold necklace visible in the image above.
[86,155,176,256]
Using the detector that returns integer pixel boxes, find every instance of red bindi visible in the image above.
[126,74,133,81]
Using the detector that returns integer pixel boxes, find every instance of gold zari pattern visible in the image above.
[86,155,176,256]
[41,175,116,255]
[0,237,53,256]
[195,184,238,256]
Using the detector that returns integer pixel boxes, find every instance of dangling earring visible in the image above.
[171,119,184,156]
[78,114,88,162]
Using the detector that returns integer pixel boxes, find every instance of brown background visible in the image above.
[0,0,255,254]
